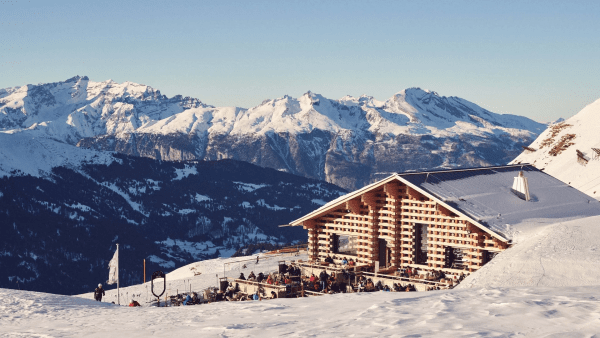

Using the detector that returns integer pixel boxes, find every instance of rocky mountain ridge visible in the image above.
[0,76,546,190]
[511,98,600,200]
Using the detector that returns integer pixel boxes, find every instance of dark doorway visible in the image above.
[414,223,428,264]
[482,250,498,265]
[378,239,387,268]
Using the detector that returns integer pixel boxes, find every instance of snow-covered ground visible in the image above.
[79,251,305,306]
[4,217,600,336]
[459,215,600,289]
[4,284,600,336]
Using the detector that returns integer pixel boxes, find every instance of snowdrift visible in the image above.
[458,215,600,289]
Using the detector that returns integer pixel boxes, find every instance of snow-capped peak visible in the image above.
[512,97,600,200]
[0,77,547,190]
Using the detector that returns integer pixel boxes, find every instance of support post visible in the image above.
[116,243,120,305]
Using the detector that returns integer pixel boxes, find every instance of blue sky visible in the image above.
[1,0,599,122]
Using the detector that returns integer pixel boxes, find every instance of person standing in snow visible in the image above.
[319,270,329,291]
[94,283,105,302]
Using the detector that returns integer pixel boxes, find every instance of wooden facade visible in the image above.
[292,178,510,273]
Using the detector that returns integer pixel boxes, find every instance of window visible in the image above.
[333,234,358,255]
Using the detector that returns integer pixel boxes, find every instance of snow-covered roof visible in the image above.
[399,165,600,238]
[290,165,600,240]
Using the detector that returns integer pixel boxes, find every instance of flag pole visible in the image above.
[117,243,120,305]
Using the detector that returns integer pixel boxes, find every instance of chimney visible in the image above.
[511,171,531,201]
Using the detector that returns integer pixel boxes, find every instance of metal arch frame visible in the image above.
[151,270,166,298]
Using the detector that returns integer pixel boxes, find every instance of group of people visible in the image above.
[323,255,356,267]
[92,258,467,308]
[238,265,302,285]
[304,269,349,293]
[397,267,466,287]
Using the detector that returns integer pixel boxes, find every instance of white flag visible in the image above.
[107,247,118,285]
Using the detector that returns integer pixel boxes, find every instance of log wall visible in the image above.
[302,181,509,272]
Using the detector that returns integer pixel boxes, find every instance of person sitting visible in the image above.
[225,283,235,298]
[357,280,365,292]
[257,272,265,283]
[266,275,274,285]
[270,291,278,299]
[248,271,256,281]
[129,298,141,307]
[284,276,292,285]
[238,272,246,280]
[366,279,375,292]
[331,281,341,293]
[182,294,192,305]
[383,285,391,292]
[309,274,316,283]
[348,258,355,267]
[325,255,334,264]
[342,257,348,265]
[252,292,260,301]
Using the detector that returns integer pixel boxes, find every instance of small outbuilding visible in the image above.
[287,165,600,273]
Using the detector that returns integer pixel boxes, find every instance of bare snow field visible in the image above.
[4,217,600,337]
[3,285,600,337]
[459,215,600,289]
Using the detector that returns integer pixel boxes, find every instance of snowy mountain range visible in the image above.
[0,155,345,294]
[0,76,546,190]
[511,98,600,200]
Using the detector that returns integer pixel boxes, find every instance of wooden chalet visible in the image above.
[286,165,600,274]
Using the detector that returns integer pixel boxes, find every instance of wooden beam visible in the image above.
[346,199,361,214]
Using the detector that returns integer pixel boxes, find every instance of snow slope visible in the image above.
[458,215,600,289]
[77,251,305,306]
[5,216,600,336]
[4,286,600,337]
[0,130,116,177]
[512,98,600,200]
